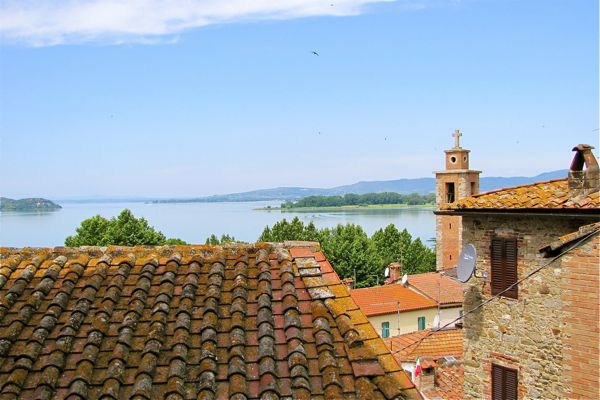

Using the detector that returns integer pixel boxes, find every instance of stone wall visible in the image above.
[461,214,595,399]
[560,233,600,399]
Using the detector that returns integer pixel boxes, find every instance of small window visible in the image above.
[491,237,518,299]
[470,181,476,195]
[381,321,390,338]
[450,156,457,163]
[492,364,518,400]
[449,223,452,229]
[445,182,455,203]
[418,317,426,330]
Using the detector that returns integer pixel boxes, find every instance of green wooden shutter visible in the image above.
[381,321,390,338]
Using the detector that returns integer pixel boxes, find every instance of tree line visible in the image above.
[281,192,435,208]
[257,217,435,287]
[65,211,435,287]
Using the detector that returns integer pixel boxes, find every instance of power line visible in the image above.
[393,226,600,356]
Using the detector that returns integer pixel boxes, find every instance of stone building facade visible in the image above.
[434,130,480,270]
[437,144,599,399]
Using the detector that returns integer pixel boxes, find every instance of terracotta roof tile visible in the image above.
[442,178,600,210]
[0,244,422,400]
[384,328,463,363]
[405,272,463,305]
[350,284,437,316]
[421,362,464,400]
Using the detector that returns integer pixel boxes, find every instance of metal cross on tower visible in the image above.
[453,129,462,148]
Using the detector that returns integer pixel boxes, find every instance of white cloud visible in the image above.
[0,0,402,46]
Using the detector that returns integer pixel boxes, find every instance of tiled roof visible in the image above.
[442,179,600,210]
[0,243,421,400]
[421,362,464,400]
[384,328,463,363]
[405,273,463,306]
[350,284,437,317]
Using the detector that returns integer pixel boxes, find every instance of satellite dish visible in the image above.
[433,314,440,328]
[401,274,408,286]
[384,267,390,278]
[457,244,477,283]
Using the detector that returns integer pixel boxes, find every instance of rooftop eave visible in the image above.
[434,208,600,217]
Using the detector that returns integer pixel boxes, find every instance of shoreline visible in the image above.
[254,204,436,212]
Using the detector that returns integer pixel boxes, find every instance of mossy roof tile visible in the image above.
[0,244,419,400]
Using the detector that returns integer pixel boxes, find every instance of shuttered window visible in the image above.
[381,321,390,338]
[492,364,518,400]
[417,316,426,330]
[491,237,518,299]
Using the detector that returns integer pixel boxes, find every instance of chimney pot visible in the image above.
[385,262,403,284]
[568,144,599,196]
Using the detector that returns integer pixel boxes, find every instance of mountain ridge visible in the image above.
[150,169,568,203]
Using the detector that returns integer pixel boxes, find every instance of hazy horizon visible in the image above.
[1,168,568,200]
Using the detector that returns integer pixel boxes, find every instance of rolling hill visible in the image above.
[151,170,568,203]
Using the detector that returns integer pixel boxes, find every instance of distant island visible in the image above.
[0,197,62,212]
[271,192,435,210]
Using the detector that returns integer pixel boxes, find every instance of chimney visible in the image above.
[385,262,402,284]
[342,277,354,291]
[569,144,599,197]
[415,362,436,392]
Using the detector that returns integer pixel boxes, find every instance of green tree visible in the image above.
[371,224,404,266]
[258,217,321,242]
[65,215,111,246]
[320,224,381,287]
[205,234,238,245]
[257,220,436,287]
[402,238,436,274]
[65,209,187,246]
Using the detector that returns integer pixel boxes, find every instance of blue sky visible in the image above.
[0,0,598,198]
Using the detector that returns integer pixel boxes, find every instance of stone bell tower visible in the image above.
[434,130,481,270]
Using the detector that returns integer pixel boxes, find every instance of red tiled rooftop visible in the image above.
[405,272,463,305]
[0,243,422,399]
[421,362,464,400]
[442,178,599,210]
[384,328,463,363]
[350,283,437,316]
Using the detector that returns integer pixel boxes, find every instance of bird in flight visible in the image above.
[311,51,319,56]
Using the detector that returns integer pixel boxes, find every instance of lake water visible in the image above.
[0,201,436,248]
